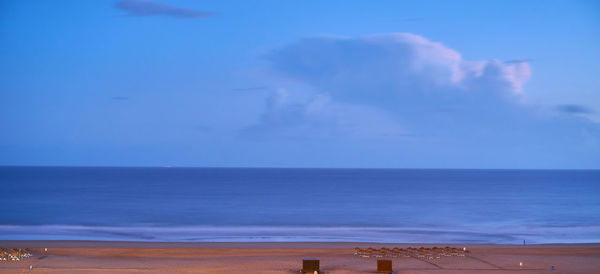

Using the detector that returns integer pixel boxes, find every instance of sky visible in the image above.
[1,0,599,169]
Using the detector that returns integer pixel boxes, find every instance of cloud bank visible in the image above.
[267,33,531,97]
[244,33,598,167]
[250,33,535,139]
[115,0,214,19]
[243,89,406,139]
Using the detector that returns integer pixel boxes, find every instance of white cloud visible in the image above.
[243,32,599,168]
[266,33,531,99]
[248,33,534,139]
[243,88,406,139]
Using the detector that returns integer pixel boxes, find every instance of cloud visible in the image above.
[248,33,534,139]
[244,32,599,166]
[115,0,214,19]
[266,33,531,98]
[243,89,406,140]
[556,104,594,114]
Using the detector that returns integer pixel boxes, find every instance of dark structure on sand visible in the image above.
[302,258,319,273]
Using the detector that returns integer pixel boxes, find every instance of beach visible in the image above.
[2,168,600,272]
[1,241,599,273]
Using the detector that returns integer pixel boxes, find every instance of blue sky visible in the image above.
[1,0,599,168]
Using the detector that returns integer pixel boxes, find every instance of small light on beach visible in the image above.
[44,248,47,252]
[519,262,523,268]
[463,247,466,251]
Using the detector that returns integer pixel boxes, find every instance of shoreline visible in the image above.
[1,241,599,273]
[4,224,599,244]
[2,240,600,248]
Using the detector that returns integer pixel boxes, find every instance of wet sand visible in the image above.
[0,241,599,273]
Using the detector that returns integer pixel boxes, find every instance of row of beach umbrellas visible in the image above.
[353,246,469,259]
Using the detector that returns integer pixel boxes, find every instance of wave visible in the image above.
[1,224,599,243]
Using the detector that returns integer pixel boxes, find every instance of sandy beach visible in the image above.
[0,241,599,273]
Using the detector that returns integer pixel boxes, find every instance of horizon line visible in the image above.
[0,165,598,171]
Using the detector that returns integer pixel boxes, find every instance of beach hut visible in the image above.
[301,258,319,273]
[377,259,393,273]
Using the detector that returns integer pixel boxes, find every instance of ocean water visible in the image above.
[1,167,599,243]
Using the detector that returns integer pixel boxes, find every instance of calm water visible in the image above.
[1,167,599,243]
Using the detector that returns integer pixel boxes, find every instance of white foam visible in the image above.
[1,224,599,243]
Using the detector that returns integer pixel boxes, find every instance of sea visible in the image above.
[1,167,599,243]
